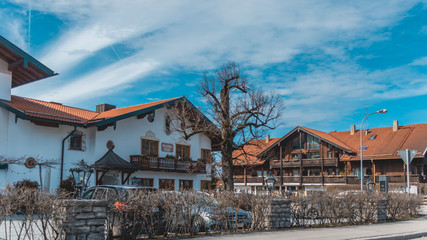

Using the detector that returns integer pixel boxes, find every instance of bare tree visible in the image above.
[169,62,284,190]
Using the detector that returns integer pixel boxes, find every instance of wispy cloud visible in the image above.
[5,0,427,130]
[35,57,159,103]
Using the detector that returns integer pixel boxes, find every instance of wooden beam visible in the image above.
[8,59,24,71]
[280,142,283,188]
[299,131,303,186]
[321,141,324,186]
[96,171,107,185]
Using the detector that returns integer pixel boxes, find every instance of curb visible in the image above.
[359,231,427,240]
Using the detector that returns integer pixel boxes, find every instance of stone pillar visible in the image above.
[376,199,387,222]
[52,199,107,240]
[265,198,291,229]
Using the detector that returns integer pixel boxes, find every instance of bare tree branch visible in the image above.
[168,62,285,190]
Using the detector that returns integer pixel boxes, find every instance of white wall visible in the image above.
[0,59,11,101]
[0,106,212,190]
[1,115,92,190]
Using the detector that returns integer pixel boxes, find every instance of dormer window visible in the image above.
[362,146,368,151]
[369,135,377,140]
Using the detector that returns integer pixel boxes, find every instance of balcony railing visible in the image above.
[233,174,420,185]
[270,158,338,168]
[129,155,206,174]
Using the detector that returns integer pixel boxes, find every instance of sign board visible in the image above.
[397,149,418,165]
[161,143,174,152]
[379,175,388,193]
[397,149,417,193]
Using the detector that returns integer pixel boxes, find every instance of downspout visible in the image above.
[60,126,77,182]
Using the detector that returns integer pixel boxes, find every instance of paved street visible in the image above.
[198,206,427,240]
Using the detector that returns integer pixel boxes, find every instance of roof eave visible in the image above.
[0,100,85,127]
[0,35,55,76]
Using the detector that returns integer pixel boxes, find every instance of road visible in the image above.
[197,206,427,240]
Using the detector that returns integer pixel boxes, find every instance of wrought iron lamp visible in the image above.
[365,178,376,193]
[264,171,277,195]
[70,160,94,197]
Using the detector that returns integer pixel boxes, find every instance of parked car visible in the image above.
[166,192,251,233]
[82,185,164,239]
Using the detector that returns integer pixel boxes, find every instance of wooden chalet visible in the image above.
[233,121,427,192]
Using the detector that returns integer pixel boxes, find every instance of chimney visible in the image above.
[393,120,399,132]
[350,125,356,135]
[96,104,116,113]
[265,135,270,143]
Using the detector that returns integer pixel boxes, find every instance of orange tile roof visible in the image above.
[330,123,427,160]
[233,138,280,166]
[3,96,98,124]
[235,123,427,165]
[93,97,182,120]
[0,95,184,126]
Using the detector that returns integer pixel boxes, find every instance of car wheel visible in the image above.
[192,215,206,234]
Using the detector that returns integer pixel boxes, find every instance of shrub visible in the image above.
[14,179,39,189]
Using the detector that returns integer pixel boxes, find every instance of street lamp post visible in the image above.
[360,109,387,192]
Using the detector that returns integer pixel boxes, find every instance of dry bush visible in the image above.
[0,186,71,240]
[386,193,422,220]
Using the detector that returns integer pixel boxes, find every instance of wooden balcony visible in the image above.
[129,155,206,174]
[233,176,264,184]
[270,158,338,168]
[233,174,420,185]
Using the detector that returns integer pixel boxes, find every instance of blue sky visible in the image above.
[1,0,427,137]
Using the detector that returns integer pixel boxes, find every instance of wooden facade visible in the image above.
[233,124,427,190]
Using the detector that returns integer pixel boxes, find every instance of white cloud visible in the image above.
[6,0,427,128]
[410,56,427,66]
[32,57,159,104]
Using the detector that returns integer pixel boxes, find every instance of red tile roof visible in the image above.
[330,123,427,160]
[4,96,98,124]
[93,97,182,120]
[233,123,427,165]
[0,95,184,126]
[233,138,280,166]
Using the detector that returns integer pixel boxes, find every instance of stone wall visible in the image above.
[265,198,291,229]
[376,199,387,222]
[52,199,107,240]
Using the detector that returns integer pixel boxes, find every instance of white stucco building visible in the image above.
[0,35,212,191]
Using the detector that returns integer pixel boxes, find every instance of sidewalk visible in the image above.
[198,206,427,240]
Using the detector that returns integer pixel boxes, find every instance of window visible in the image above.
[292,169,299,176]
[179,180,193,190]
[369,135,377,140]
[141,139,159,156]
[292,135,305,150]
[176,144,190,159]
[159,179,175,190]
[307,135,320,150]
[201,149,211,161]
[327,151,333,158]
[70,133,83,150]
[257,170,268,177]
[133,178,153,187]
[306,152,320,159]
[201,180,211,190]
